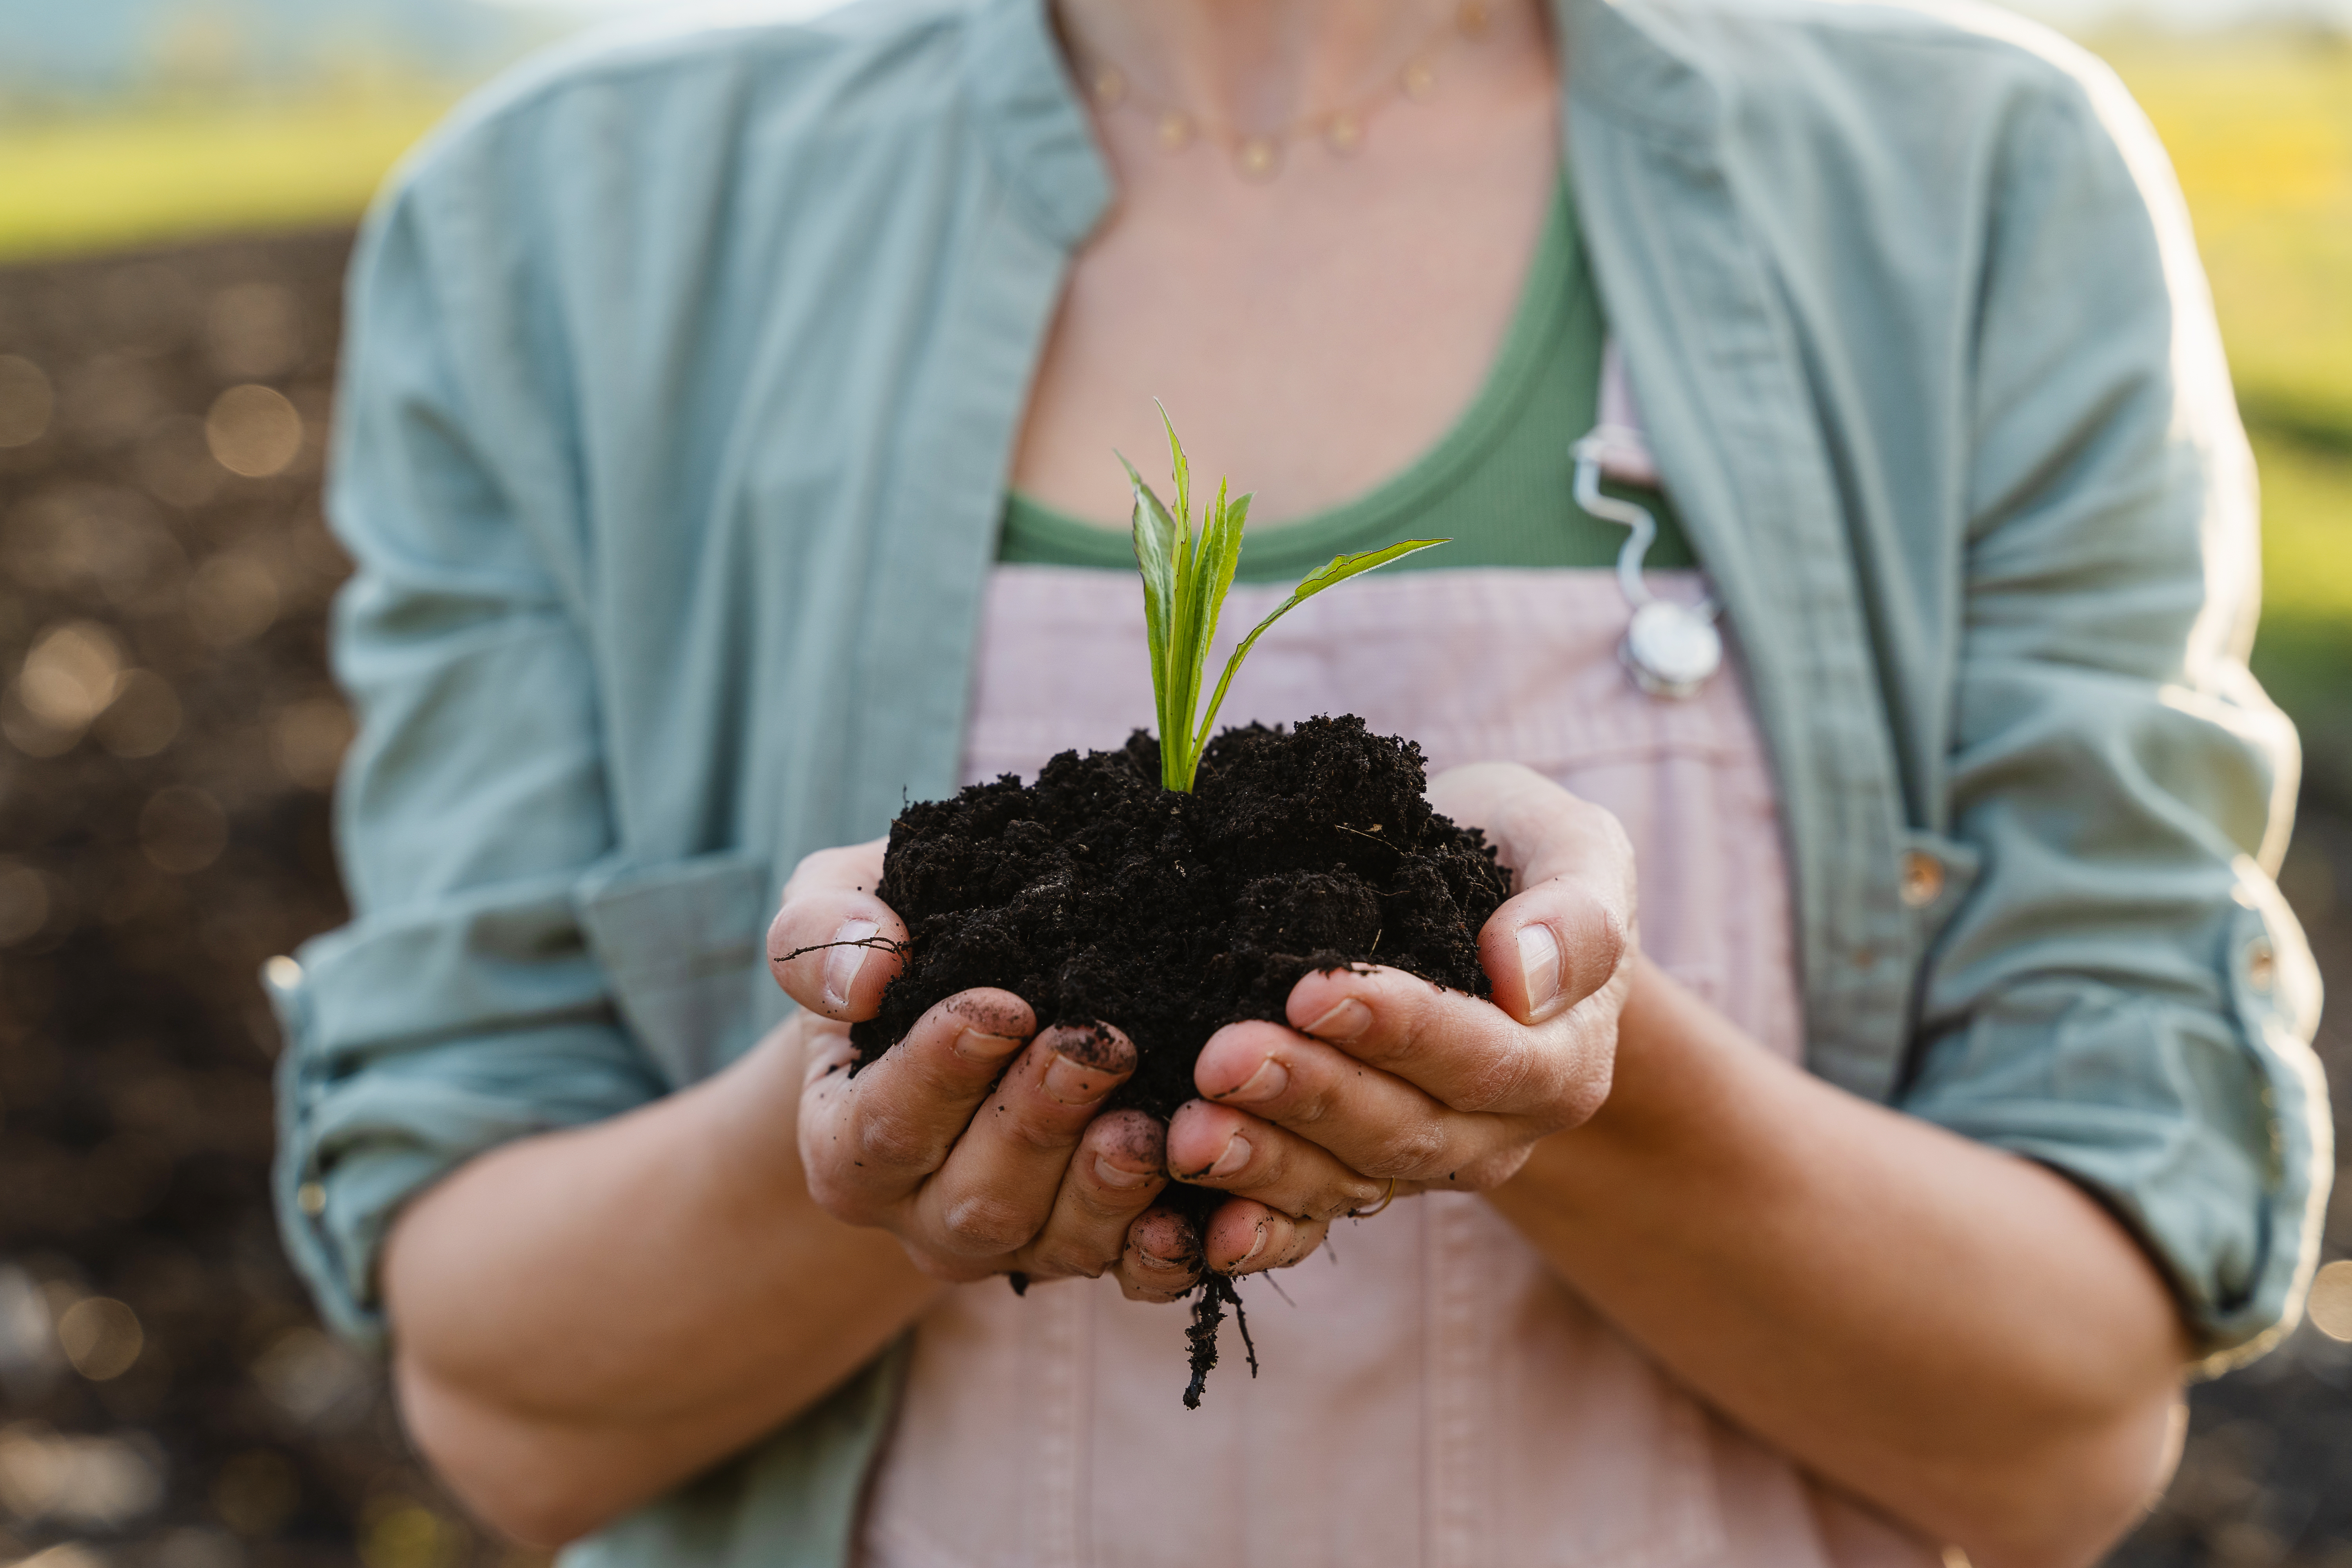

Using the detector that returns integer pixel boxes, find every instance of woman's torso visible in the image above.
[347,0,2120,1117]
[303,8,2283,1561]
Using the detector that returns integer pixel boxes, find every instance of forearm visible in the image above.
[382,1024,938,1545]
[1486,958,2188,1566]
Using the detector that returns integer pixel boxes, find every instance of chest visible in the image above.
[1007,76,1561,524]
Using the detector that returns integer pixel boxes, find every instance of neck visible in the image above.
[1054,0,1542,138]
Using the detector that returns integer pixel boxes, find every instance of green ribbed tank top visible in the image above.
[998,181,1692,583]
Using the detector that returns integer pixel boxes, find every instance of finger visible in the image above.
[1426,763,1636,1024]
[1285,964,1613,1131]
[1194,1018,1526,1185]
[799,989,1034,1223]
[1114,1207,1203,1302]
[767,838,909,1020]
[1016,1111,1169,1280]
[1165,1098,1385,1222]
[1200,1197,1334,1277]
[916,1023,1136,1260]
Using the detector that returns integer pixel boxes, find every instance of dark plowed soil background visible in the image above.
[0,229,2343,1567]
[0,231,531,1568]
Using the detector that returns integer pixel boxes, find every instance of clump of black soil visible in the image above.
[850,714,1512,1403]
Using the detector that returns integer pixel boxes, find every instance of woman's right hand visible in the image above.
[768,841,1203,1299]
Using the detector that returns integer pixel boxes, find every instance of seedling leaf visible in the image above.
[1159,400,1192,527]
[1122,452,1182,753]
[1127,414,1447,791]
[1189,539,1449,771]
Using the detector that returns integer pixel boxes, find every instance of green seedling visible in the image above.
[1124,407,1447,792]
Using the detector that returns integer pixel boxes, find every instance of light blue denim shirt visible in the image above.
[270,0,2330,1558]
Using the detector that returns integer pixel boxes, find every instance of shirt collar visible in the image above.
[965,0,1114,248]
[1557,0,1725,151]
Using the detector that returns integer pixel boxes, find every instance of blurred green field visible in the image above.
[0,27,2344,780]
[2103,33,2352,795]
[0,95,450,261]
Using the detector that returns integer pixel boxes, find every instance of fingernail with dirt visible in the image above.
[1517,922,1561,1014]
[1304,997,1371,1041]
[1134,1221,1198,1273]
[1234,1220,1269,1270]
[953,1027,1025,1063]
[823,918,878,1010]
[1218,1056,1288,1104]
[1208,1131,1251,1178]
[1041,1023,1134,1105]
[1094,1154,1157,1191]
[1042,1054,1109,1103]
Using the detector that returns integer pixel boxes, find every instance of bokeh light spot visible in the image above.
[0,485,185,606]
[205,283,303,382]
[0,355,55,448]
[205,384,303,478]
[0,862,55,947]
[140,786,229,876]
[150,1528,241,1568]
[2308,1259,2352,1341]
[15,1543,108,1568]
[272,696,354,790]
[17,620,127,731]
[93,670,184,759]
[187,551,281,646]
[0,1266,61,1395]
[134,414,228,509]
[212,1449,298,1538]
[5,621,129,756]
[251,1327,370,1428]
[361,1496,460,1568]
[57,1297,143,1381]
[0,1422,164,1529]
[67,358,163,446]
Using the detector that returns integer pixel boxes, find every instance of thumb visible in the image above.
[1428,763,1636,1025]
[767,838,911,1021]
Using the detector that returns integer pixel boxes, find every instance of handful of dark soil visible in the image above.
[851,714,1511,1401]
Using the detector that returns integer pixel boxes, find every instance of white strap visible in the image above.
[1568,339,1724,701]
[1580,339,1660,488]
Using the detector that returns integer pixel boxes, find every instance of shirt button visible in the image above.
[297,1181,327,1218]
[2246,939,2278,994]
[265,955,304,992]
[1899,850,1945,909]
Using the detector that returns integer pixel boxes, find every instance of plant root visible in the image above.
[1182,1272,1258,1410]
[771,934,911,964]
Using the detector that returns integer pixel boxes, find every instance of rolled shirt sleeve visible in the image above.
[1900,60,2329,1365]
[270,144,663,1350]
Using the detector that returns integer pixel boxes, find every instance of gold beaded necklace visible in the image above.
[1077,0,1493,181]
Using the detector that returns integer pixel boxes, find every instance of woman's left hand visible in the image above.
[1166,762,1638,1274]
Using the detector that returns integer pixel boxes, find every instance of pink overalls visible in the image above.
[855,565,1945,1568]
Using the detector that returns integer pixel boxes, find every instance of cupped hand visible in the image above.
[766,841,1202,1299]
[1164,763,1637,1271]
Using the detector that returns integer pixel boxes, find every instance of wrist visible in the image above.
[697,1018,826,1227]
[1489,957,1777,1222]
